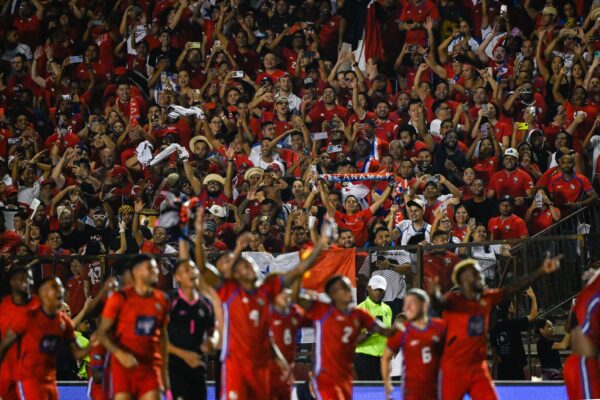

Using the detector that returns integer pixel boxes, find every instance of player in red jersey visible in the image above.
[381,288,446,400]
[269,288,306,400]
[195,210,327,400]
[0,267,40,400]
[563,261,600,400]
[429,257,560,400]
[97,254,171,400]
[0,277,90,400]
[302,275,397,400]
[87,341,109,400]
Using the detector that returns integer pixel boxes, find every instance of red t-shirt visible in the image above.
[334,208,373,247]
[440,289,504,369]
[423,251,461,293]
[303,302,375,383]
[0,295,40,383]
[36,245,71,285]
[101,287,169,366]
[488,169,533,199]
[386,318,446,396]
[473,156,499,185]
[547,173,593,208]
[399,0,440,45]
[218,275,283,367]
[12,308,75,382]
[487,214,529,240]
[66,275,86,317]
[307,101,349,128]
[269,304,305,363]
[527,207,559,235]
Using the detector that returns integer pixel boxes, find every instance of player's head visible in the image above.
[452,259,484,293]
[129,254,159,286]
[9,266,34,298]
[232,256,259,285]
[403,288,430,321]
[174,259,200,289]
[38,277,65,312]
[324,275,353,305]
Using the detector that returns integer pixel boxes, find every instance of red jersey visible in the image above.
[573,272,600,348]
[88,343,109,400]
[101,287,169,366]
[398,0,440,45]
[488,169,533,199]
[0,295,40,384]
[487,214,528,240]
[11,307,75,383]
[36,244,71,285]
[386,318,446,395]
[269,304,305,363]
[334,208,373,247]
[218,275,284,367]
[423,251,461,293]
[473,156,499,185]
[548,173,593,208]
[527,207,559,235]
[440,289,504,369]
[304,302,376,382]
[306,101,349,128]
[66,274,86,316]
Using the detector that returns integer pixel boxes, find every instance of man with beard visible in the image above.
[487,148,534,212]
[0,267,40,400]
[399,125,428,160]
[427,130,468,185]
[373,101,399,142]
[488,195,529,240]
[305,86,349,130]
[1,28,31,62]
[428,256,560,400]
[92,147,116,182]
[7,54,36,98]
[548,152,597,214]
[415,148,435,177]
[84,206,112,249]
[503,81,547,123]
[463,178,498,226]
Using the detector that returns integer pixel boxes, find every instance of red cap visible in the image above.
[109,165,128,178]
[4,186,17,196]
[41,178,55,187]
[114,67,127,76]
[266,163,281,173]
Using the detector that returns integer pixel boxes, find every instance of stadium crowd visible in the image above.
[0,0,600,397]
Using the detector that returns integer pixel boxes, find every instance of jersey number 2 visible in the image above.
[341,326,353,343]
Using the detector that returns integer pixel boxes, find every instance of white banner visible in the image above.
[242,251,300,277]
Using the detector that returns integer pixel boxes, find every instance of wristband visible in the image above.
[119,230,125,234]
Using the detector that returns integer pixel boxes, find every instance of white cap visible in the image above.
[407,198,425,210]
[368,275,387,291]
[504,148,519,158]
[208,204,227,218]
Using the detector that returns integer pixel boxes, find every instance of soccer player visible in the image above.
[381,288,445,400]
[168,259,219,400]
[195,211,327,400]
[429,256,560,400]
[302,275,397,400]
[0,267,40,400]
[269,288,305,400]
[0,277,90,400]
[563,261,600,399]
[97,255,170,400]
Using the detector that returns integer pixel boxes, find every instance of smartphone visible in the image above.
[214,40,221,47]
[468,217,476,226]
[7,138,21,145]
[232,70,244,78]
[61,94,72,101]
[288,23,301,35]
[500,4,507,14]
[190,42,201,49]
[302,51,315,59]
[535,192,543,208]
[90,19,103,27]
[67,55,84,65]
[595,50,600,59]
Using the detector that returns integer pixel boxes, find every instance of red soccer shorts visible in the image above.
[110,357,162,398]
[440,363,499,400]
[401,384,438,400]
[269,361,292,400]
[220,358,270,400]
[312,374,352,400]
[0,378,19,400]
[16,380,58,400]
[564,355,600,400]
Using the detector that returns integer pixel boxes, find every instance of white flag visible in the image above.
[242,251,300,278]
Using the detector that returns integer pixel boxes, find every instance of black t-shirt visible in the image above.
[60,229,86,253]
[537,336,562,370]
[464,197,499,226]
[148,47,180,69]
[490,317,529,368]
[168,289,215,367]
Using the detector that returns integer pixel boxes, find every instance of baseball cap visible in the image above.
[109,165,128,178]
[266,163,281,173]
[208,204,227,218]
[503,148,519,159]
[303,77,315,87]
[407,198,425,210]
[499,194,515,205]
[4,185,17,196]
[368,275,387,291]
[452,259,482,286]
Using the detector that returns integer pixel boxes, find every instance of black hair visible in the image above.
[128,254,154,271]
[535,318,549,333]
[431,230,450,240]
[324,275,345,296]
[398,124,417,137]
